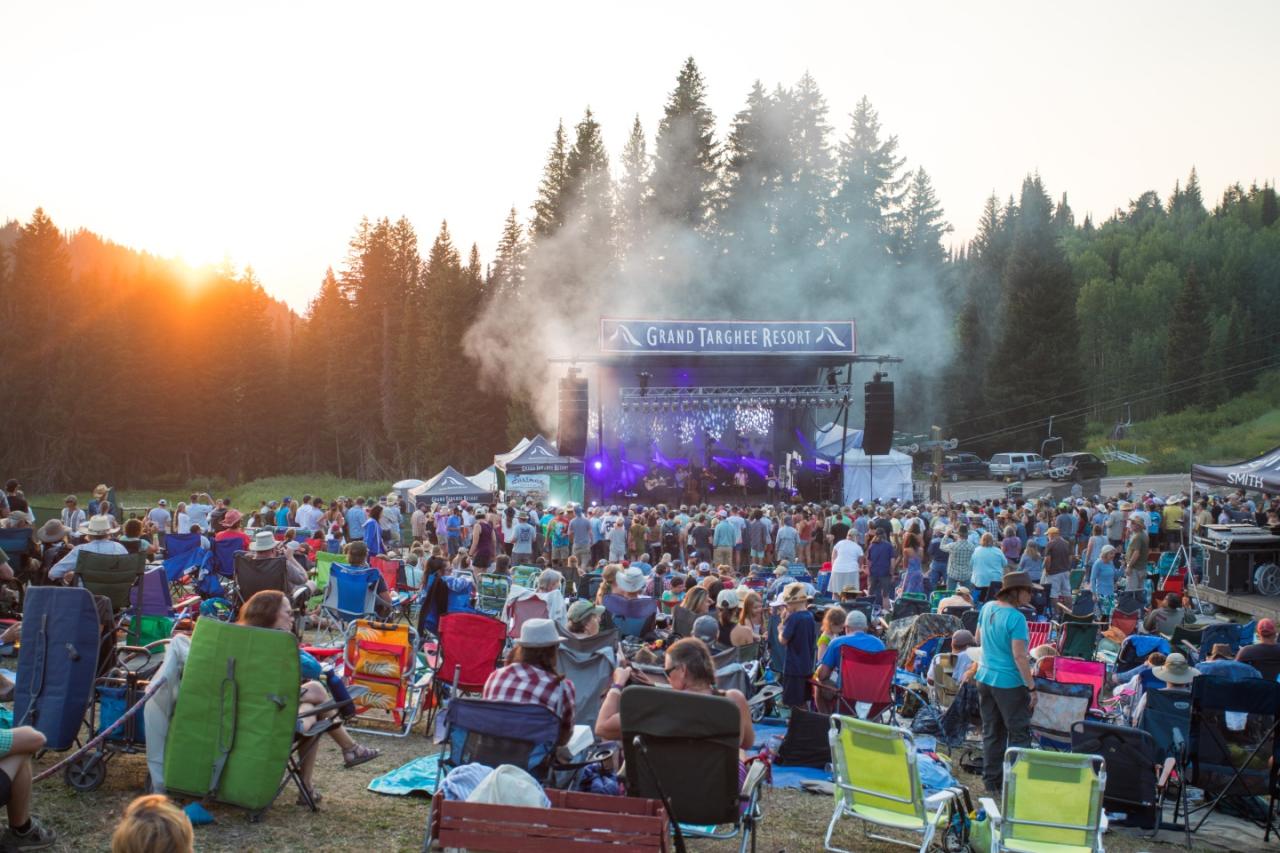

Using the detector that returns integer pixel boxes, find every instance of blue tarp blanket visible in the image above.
[750,721,832,789]
[367,752,443,796]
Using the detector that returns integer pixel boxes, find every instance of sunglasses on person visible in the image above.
[663,663,684,677]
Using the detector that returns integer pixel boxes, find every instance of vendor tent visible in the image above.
[813,422,863,457]
[1192,446,1280,494]
[499,434,584,506]
[408,466,494,508]
[813,423,911,504]
[390,478,426,504]
[470,465,498,493]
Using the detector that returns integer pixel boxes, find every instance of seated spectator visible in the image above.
[1236,618,1280,680]
[730,590,763,647]
[1132,653,1199,726]
[927,628,976,686]
[237,590,379,801]
[111,794,192,853]
[565,600,606,640]
[714,589,740,648]
[1143,593,1193,637]
[245,530,317,607]
[1200,643,1262,681]
[342,541,394,618]
[813,609,885,712]
[614,566,649,600]
[935,586,973,613]
[482,618,576,745]
[0,723,54,849]
[50,515,127,583]
[119,518,157,557]
[691,615,728,653]
[1030,644,1058,678]
[816,605,846,661]
[213,509,250,550]
[536,569,567,625]
[596,637,753,750]
[660,574,687,613]
[679,585,710,616]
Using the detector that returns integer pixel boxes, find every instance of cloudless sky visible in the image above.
[3,0,1276,311]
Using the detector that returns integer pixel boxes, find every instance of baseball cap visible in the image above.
[567,600,605,624]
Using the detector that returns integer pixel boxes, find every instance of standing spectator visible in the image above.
[569,507,592,570]
[941,524,976,591]
[3,482,29,517]
[776,583,816,710]
[511,511,536,564]
[970,533,1007,600]
[469,509,499,571]
[746,510,769,566]
[999,525,1022,565]
[866,529,896,611]
[1104,501,1126,554]
[186,494,212,532]
[1123,515,1150,604]
[974,571,1037,796]
[61,496,85,533]
[1086,545,1117,614]
[711,513,737,567]
[275,497,292,528]
[606,515,627,563]
[345,498,367,542]
[1042,527,1074,609]
[411,502,429,544]
[774,515,800,564]
[147,499,172,535]
[363,505,385,558]
[381,495,402,547]
[829,529,864,595]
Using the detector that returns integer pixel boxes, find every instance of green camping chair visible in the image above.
[511,565,539,589]
[78,552,147,612]
[825,715,963,853]
[309,550,341,609]
[977,747,1106,853]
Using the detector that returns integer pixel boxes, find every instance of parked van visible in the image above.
[988,452,1046,481]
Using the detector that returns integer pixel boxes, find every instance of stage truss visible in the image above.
[618,383,850,413]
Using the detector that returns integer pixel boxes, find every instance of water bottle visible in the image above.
[323,665,357,719]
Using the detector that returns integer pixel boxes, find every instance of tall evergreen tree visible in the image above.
[896,167,951,268]
[615,115,650,261]
[830,96,908,261]
[1163,265,1210,407]
[490,207,527,296]
[649,57,719,229]
[531,121,569,241]
[563,107,614,257]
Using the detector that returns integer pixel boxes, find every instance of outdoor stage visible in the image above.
[561,318,899,505]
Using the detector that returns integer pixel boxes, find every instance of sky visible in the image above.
[2,1,1276,312]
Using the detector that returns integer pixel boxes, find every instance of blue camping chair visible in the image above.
[161,533,204,581]
[0,529,34,561]
[602,594,657,639]
[319,565,381,641]
[197,538,241,598]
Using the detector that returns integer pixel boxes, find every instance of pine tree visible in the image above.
[719,81,784,282]
[1163,265,1210,409]
[491,207,527,296]
[896,167,951,268]
[531,121,569,241]
[776,72,834,258]
[563,107,614,256]
[985,175,1084,448]
[615,115,650,260]
[1052,192,1075,231]
[650,57,719,229]
[830,96,908,260]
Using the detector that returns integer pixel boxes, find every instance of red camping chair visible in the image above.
[425,612,506,734]
[831,647,898,723]
[370,555,411,620]
[1052,656,1107,711]
[1028,621,1053,651]
[507,595,550,640]
[1109,608,1140,637]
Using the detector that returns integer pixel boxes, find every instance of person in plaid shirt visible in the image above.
[482,618,576,745]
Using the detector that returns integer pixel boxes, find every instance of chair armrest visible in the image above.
[1157,757,1176,788]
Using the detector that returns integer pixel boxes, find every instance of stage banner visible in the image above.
[600,319,856,356]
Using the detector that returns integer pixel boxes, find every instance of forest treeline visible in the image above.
[2,57,1277,492]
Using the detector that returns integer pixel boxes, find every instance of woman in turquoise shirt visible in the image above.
[974,572,1037,794]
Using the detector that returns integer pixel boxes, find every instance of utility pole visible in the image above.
[931,425,943,502]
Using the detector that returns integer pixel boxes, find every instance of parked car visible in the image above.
[1047,452,1108,482]
[988,452,1047,481]
[924,452,989,482]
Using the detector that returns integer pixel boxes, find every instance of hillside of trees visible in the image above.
[3,56,1277,491]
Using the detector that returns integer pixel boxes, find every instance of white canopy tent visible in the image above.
[391,478,426,504]
[813,423,913,505]
[470,465,498,493]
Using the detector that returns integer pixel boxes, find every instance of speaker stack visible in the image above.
[863,380,895,455]
[556,372,589,457]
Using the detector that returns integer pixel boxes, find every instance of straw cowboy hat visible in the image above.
[80,515,119,536]
[779,582,812,606]
[1152,653,1200,685]
[249,530,278,552]
[1030,644,1059,661]
[513,618,562,648]
[616,566,647,593]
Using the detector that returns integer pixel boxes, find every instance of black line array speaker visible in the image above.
[863,380,895,455]
[557,373,589,457]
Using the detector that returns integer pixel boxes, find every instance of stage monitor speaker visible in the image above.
[557,374,589,457]
[1204,548,1257,594]
[863,381,895,455]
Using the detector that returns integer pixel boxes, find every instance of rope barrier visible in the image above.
[33,674,166,784]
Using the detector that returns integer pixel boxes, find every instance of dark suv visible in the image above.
[1047,452,1108,482]
[925,452,989,482]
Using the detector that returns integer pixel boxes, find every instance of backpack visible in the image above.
[775,707,830,768]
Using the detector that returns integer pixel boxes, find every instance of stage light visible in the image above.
[639,371,651,396]
[592,460,603,471]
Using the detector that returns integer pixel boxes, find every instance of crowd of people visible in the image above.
[0,473,1278,848]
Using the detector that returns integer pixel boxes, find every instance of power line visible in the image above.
[956,353,1280,447]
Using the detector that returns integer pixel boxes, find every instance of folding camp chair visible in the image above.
[13,587,102,750]
[556,625,619,732]
[1070,590,1095,618]
[825,715,964,853]
[930,652,961,711]
[1056,613,1099,660]
[829,647,897,723]
[318,565,382,642]
[341,619,427,736]
[505,590,550,640]
[232,553,303,627]
[1029,677,1092,750]
[78,551,147,616]
[1168,622,1205,652]
[1027,621,1052,651]
[475,573,509,615]
[890,596,929,621]
[423,611,506,735]
[978,748,1106,853]
[602,594,658,639]
[1117,634,1171,676]
[941,605,972,621]
[369,555,411,621]
[621,685,765,853]
[1071,720,1167,833]
[1114,590,1145,614]
[1140,688,1194,843]
[1187,674,1280,839]
[1052,657,1106,711]
[126,567,190,647]
[1194,621,1243,663]
[161,532,205,590]
[960,609,979,635]
[511,565,539,589]
[1109,607,1140,637]
[929,589,952,611]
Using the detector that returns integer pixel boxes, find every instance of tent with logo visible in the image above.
[813,423,913,505]
[1192,446,1280,494]
[408,466,495,508]
[496,434,584,507]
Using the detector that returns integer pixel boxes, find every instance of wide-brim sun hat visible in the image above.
[999,571,1039,594]
[221,509,244,528]
[249,529,278,552]
[80,515,119,536]
[514,618,563,648]
[616,566,647,593]
[780,582,812,606]
[567,600,605,623]
[1152,653,1199,685]
[37,519,69,544]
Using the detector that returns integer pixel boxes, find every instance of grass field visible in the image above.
[26,475,396,519]
[29,729,1209,853]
